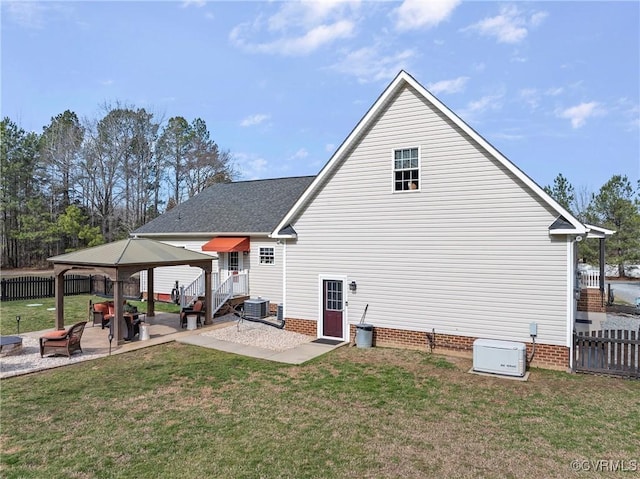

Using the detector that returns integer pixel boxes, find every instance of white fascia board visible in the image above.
[134,232,271,238]
[269,233,297,239]
[271,70,587,237]
[549,229,585,236]
[399,72,588,234]
[585,224,616,236]
[271,72,408,237]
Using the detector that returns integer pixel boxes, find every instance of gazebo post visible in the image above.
[54,269,65,330]
[204,270,212,325]
[147,267,155,318]
[114,280,124,344]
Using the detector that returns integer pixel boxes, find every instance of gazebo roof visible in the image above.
[48,237,216,269]
[47,237,215,339]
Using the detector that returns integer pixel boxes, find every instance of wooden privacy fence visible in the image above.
[573,329,640,378]
[1,274,140,301]
[0,275,91,301]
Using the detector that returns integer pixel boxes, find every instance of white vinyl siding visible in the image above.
[247,238,284,304]
[285,85,569,346]
[139,239,218,296]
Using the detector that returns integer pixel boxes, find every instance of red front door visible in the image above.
[323,280,343,338]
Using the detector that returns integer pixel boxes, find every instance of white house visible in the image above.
[133,176,314,308]
[136,71,612,370]
[270,71,608,370]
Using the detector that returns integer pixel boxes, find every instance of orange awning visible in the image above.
[201,237,250,253]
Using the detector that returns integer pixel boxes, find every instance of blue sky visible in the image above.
[2,1,639,194]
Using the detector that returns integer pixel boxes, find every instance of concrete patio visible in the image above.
[2,312,348,379]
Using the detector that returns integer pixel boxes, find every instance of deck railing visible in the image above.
[580,270,600,289]
[180,274,206,307]
[210,271,249,316]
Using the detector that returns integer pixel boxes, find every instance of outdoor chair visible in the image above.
[180,300,205,328]
[92,301,114,329]
[39,321,87,358]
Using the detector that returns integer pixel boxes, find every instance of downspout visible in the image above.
[569,235,582,371]
[282,239,287,319]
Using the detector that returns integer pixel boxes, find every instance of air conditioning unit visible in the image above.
[244,298,270,319]
[473,339,526,377]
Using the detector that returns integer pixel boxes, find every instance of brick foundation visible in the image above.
[578,288,605,313]
[285,318,569,370]
[284,318,316,337]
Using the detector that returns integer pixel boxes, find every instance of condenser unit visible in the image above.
[244,298,270,319]
[473,339,526,377]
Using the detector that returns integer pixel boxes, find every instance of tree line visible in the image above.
[1,105,236,268]
[544,173,640,274]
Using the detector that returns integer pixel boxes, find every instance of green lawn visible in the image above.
[1,344,638,478]
[0,295,181,335]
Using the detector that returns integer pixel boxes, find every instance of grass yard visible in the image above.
[0,295,181,335]
[1,343,638,479]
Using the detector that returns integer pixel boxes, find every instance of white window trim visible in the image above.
[259,247,275,265]
[391,145,421,193]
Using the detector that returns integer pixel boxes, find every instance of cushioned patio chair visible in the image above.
[39,321,87,358]
[92,302,114,329]
[180,300,205,328]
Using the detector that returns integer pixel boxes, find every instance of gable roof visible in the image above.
[134,176,315,237]
[271,70,588,238]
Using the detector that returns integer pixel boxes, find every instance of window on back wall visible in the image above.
[393,147,420,192]
[259,247,275,264]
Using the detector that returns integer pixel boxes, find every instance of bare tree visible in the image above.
[184,118,236,197]
[40,110,84,253]
[156,116,191,205]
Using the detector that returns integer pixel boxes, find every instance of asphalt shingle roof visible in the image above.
[133,176,315,235]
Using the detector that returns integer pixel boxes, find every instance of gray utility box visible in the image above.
[473,339,526,377]
[244,298,270,319]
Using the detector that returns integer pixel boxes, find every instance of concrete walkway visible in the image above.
[177,334,347,365]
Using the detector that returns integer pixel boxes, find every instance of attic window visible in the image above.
[393,147,419,191]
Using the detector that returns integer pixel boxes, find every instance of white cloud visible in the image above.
[4,1,46,28]
[545,87,564,96]
[331,46,415,83]
[325,143,335,152]
[467,94,503,113]
[393,0,461,31]
[556,102,602,129]
[268,1,357,31]
[519,88,539,109]
[230,2,359,56]
[427,76,469,95]
[181,0,206,8]
[464,5,548,44]
[458,92,505,120]
[289,148,309,161]
[240,114,270,127]
[4,2,76,29]
[235,152,269,180]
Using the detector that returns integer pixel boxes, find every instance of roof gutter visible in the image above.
[132,232,272,239]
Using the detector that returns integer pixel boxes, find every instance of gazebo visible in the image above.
[47,237,215,344]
